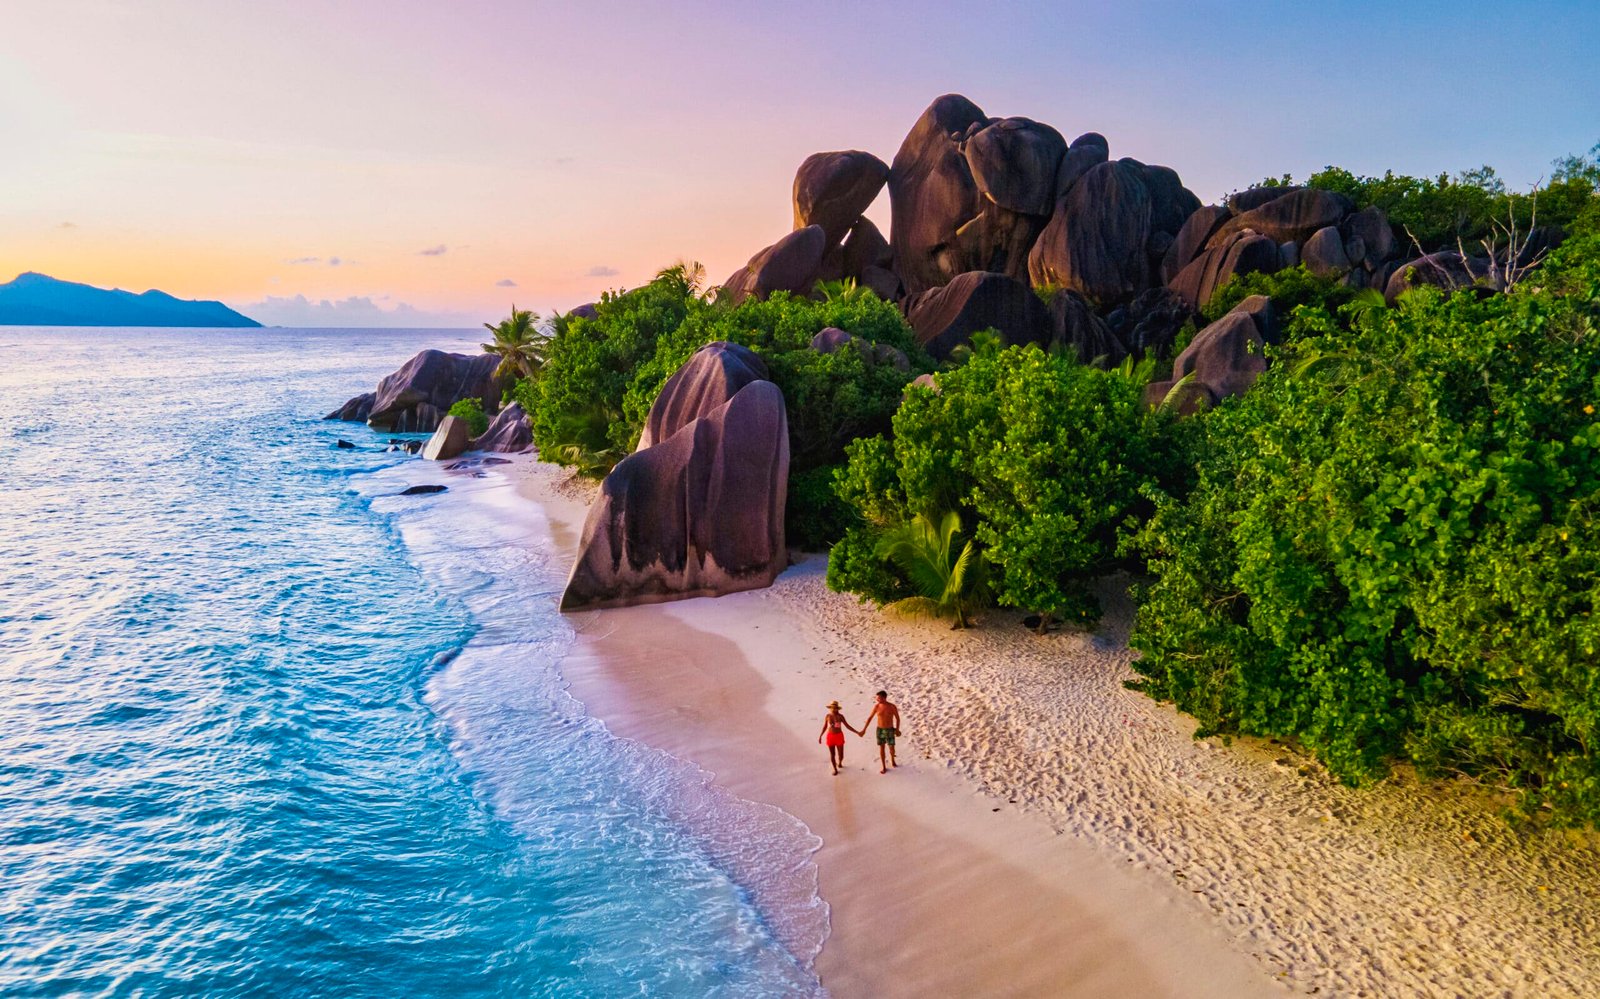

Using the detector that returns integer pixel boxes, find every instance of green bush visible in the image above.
[828,339,1182,624]
[447,397,489,437]
[1202,265,1360,325]
[1248,146,1598,255]
[1129,229,1600,823]
[528,267,928,547]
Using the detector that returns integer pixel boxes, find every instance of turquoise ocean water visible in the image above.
[0,328,825,997]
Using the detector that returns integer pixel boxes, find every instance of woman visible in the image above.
[817,700,862,776]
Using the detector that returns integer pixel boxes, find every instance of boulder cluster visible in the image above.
[561,342,789,611]
[325,349,533,456]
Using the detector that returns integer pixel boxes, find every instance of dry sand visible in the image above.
[509,455,1600,998]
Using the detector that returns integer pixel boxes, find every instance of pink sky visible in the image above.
[3,0,1595,326]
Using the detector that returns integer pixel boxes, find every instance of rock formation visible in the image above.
[470,401,533,453]
[327,349,505,433]
[421,414,471,461]
[904,271,1051,360]
[1029,158,1200,307]
[561,343,790,610]
[887,96,1069,294]
[793,151,890,248]
[638,341,770,450]
[1143,295,1277,413]
[719,225,828,305]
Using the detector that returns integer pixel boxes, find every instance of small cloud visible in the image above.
[586,265,619,277]
[418,245,448,256]
[286,256,321,265]
[495,278,518,288]
[328,256,342,267]
[554,156,576,166]
[59,221,77,229]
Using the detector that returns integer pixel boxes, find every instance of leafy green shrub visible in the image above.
[447,397,489,437]
[1248,147,1598,255]
[529,267,696,471]
[1202,265,1359,325]
[528,266,928,547]
[1130,229,1600,823]
[829,339,1182,624]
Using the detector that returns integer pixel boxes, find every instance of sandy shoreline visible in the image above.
[500,452,1600,998]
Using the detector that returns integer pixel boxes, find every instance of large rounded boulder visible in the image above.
[719,225,828,305]
[561,377,789,611]
[793,151,890,248]
[638,341,769,450]
[1168,229,1282,310]
[1207,188,1356,248]
[360,349,505,433]
[888,94,991,295]
[904,271,1051,360]
[470,401,533,453]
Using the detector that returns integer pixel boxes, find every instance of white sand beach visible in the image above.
[513,455,1600,998]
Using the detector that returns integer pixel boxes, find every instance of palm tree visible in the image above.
[874,510,983,629]
[481,306,548,382]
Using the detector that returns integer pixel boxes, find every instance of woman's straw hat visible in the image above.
[827,699,841,709]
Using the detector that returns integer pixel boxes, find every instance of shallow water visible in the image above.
[0,328,823,997]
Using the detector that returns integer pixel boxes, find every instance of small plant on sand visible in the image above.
[873,510,983,629]
[447,397,489,437]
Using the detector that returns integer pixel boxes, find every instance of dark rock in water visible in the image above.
[400,484,447,496]
[1049,289,1125,364]
[325,392,375,422]
[793,151,890,248]
[470,401,533,453]
[335,438,356,449]
[719,225,828,305]
[639,341,769,450]
[1111,287,1193,357]
[403,440,423,455]
[1168,230,1282,310]
[362,349,505,433]
[1226,185,1303,214]
[444,457,512,470]
[1161,205,1232,283]
[421,414,470,461]
[561,378,789,611]
[904,271,1051,360]
[1208,189,1355,249]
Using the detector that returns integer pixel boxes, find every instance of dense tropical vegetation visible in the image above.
[518,265,930,548]
[519,149,1600,822]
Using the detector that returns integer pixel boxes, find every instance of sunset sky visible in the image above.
[3,0,1596,327]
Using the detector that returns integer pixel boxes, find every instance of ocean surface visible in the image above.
[0,328,824,997]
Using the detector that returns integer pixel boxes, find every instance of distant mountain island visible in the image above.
[0,272,261,327]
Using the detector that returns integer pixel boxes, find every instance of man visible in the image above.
[860,690,900,774]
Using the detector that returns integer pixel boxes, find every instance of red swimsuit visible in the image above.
[825,717,846,748]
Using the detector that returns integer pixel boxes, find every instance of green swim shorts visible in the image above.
[876,727,896,746]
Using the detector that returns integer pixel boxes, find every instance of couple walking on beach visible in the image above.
[818,691,899,776]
